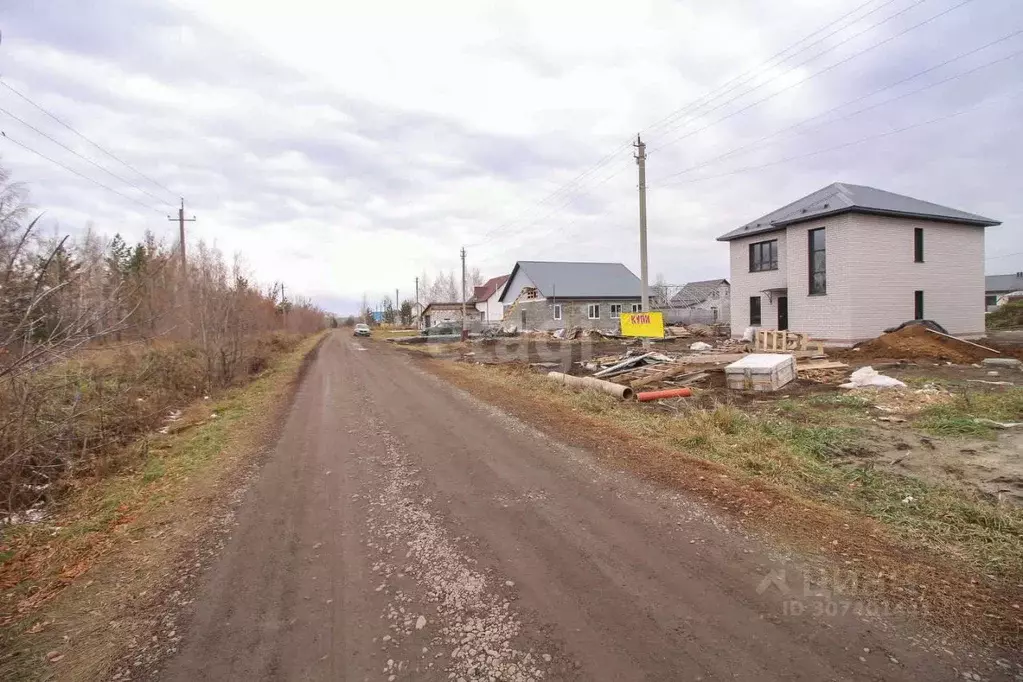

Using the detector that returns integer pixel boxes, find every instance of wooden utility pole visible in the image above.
[634,135,649,312]
[460,247,468,341]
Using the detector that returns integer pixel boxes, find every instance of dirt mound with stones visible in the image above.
[852,325,1000,364]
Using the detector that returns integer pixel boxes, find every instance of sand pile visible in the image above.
[853,325,998,364]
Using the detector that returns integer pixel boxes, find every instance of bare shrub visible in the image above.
[0,165,326,515]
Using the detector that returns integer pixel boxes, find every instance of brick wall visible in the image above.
[728,213,986,342]
[728,229,788,337]
[514,299,641,331]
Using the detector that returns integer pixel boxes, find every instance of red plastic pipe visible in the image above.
[636,387,692,402]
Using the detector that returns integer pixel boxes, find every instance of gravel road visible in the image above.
[159,332,996,681]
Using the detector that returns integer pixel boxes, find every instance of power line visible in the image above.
[0,130,164,214]
[0,77,177,202]
[470,2,892,250]
[466,137,635,247]
[649,0,977,153]
[643,0,902,138]
[652,87,1020,187]
[653,32,1023,183]
[0,104,177,208]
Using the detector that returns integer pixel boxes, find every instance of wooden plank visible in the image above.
[796,360,848,371]
[630,365,703,389]
[925,328,1001,354]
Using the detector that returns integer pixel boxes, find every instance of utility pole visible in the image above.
[168,198,196,274]
[460,247,468,341]
[167,198,196,337]
[635,135,649,312]
[415,276,420,329]
[395,288,399,326]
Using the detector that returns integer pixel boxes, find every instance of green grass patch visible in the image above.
[467,365,1023,577]
[807,393,873,408]
[916,388,1023,437]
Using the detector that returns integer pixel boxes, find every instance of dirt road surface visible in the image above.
[159,332,997,681]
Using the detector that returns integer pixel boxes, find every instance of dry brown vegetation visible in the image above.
[0,165,326,517]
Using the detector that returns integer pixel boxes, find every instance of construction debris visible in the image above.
[689,341,712,351]
[840,366,906,389]
[982,357,1023,369]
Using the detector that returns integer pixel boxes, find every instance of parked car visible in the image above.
[353,323,371,337]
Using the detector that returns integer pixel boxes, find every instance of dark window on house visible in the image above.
[914,291,924,320]
[552,304,562,320]
[985,294,997,307]
[749,239,778,272]
[587,303,600,319]
[609,303,623,316]
[520,308,527,326]
[914,228,924,263]
[749,296,762,325]
[808,228,826,295]
[631,303,642,313]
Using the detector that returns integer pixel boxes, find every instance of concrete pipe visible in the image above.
[547,372,634,400]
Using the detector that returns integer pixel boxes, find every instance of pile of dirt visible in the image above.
[852,325,999,364]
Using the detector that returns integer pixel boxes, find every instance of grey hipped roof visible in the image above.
[498,261,641,301]
[717,182,1000,241]
[670,278,729,306]
[986,273,1023,292]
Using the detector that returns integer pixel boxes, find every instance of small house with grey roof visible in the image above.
[497,261,643,331]
[717,182,1000,345]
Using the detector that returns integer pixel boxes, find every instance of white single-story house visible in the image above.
[668,278,730,324]
[985,273,1023,310]
[498,261,643,331]
[469,274,510,323]
[717,182,1001,345]
[421,302,482,328]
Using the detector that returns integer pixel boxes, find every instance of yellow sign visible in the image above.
[620,311,664,338]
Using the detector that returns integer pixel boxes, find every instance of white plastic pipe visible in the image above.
[547,372,634,400]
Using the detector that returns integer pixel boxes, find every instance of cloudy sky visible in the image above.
[1,0,1020,313]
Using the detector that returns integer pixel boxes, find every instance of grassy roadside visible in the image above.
[0,331,327,681]
[420,359,1023,648]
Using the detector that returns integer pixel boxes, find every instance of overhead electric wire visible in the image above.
[652,87,1021,187]
[0,104,177,208]
[643,0,903,137]
[653,31,1023,183]
[649,0,978,153]
[0,130,164,214]
[466,137,635,248]
[470,0,935,253]
[0,77,178,202]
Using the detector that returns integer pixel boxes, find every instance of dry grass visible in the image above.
[422,360,1023,647]
[0,332,307,515]
[0,332,326,681]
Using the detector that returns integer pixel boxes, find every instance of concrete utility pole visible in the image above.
[168,198,196,337]
[460,247,468,341]
[168,198,196,274]
[635,135,649,312]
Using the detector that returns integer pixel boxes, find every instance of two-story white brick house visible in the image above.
[718,182,1000,345]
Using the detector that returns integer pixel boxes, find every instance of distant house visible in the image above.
[668,278,730,323]
[985,273,1023,310]
[421,302,481,328]
[469,274,510,323]
[718,182,1000,344]
[497,261,642,331]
